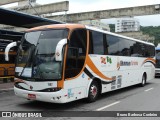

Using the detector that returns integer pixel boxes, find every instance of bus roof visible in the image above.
[27,24,85,32]
[27,23,154,47]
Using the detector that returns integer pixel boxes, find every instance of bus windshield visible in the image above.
[156,49,160,68]
[15,29,68,81]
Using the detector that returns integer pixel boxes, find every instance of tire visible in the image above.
[140,74,146,87]
[87,81,99,103]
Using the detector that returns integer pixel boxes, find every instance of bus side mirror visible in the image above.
[55,39,67,61]
[5,42,17,61]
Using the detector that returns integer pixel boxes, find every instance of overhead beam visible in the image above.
[0,0,25,5]
[14,1,69,15]
[47,4,160,22]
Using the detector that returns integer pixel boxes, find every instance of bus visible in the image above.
[155,47,160,77]
[0,51,16,79]
[0,40,17,82]
[0,30,23,82]
[5,24,155,103]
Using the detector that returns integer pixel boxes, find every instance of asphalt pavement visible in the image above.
[0,78,160,120]
[0,81,14,92]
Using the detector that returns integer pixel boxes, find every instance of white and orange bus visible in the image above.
[5,24,155,103]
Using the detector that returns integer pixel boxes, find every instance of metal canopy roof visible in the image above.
[0,7,63,28]
[0,29,23,50]
[0,29,23,41]
[0,29,23,35]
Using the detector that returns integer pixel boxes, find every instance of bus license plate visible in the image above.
[28,94,36,99]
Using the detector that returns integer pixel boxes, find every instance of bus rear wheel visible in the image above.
[87,81,99,103]
[140,74,146,87]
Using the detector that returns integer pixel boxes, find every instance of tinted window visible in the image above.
[118,38,134,56]
[65,29,87,78]
[130,42,144,57]
[89,31,104,54]
[37,30,68,54]
[145,45,155,57]
[88,31,155,58]
[107,35,120,55]
[106,34,154,57]
[130,42,155,57]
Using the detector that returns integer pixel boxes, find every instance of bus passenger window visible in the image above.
[106,35,120,55]
[90,31,104,55]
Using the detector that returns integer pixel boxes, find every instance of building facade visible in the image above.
[79,20,110,31]
[115,17,140,32]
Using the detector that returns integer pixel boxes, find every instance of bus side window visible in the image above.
[106,34,120,55]
[145,45,155,57]
[90,31,104,55]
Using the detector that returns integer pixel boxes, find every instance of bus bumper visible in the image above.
[14,87,70,103]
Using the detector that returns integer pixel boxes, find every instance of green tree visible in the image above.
[140,26,160,46]
[108,24,160,46]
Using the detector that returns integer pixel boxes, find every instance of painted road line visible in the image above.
[145,88,154,92]
[96,101,120,111]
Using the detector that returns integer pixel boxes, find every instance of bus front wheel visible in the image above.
[87,81,99,103]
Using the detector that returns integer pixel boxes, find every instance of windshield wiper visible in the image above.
[32,49,45,80]
[19,45,35,77]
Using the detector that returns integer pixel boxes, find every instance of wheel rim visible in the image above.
[90,85,98,98]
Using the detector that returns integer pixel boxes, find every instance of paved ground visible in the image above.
[0,78,160,120]
[0,82,13,91]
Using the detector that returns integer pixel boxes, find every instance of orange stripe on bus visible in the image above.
[142,58,156,66]
[86,56,112,81]
[117,62,120,70]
